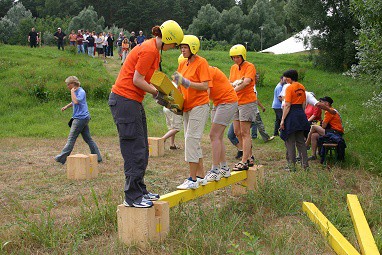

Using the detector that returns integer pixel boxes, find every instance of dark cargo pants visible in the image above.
[108,92,149,204]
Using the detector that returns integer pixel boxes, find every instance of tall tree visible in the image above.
[67,6,105,33]
[0,0,13,18]
[285,0,358,71]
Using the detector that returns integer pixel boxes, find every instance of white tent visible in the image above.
[260,27,317,54]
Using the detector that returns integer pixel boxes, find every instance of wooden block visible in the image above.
[153,201,170,242]
[88,154,99,178]
[150,70,184,110]
[117,204,157,247]
[232,166,261,196]
[347,194,380,255]
[67,154,90,180]
[148,137,164,157]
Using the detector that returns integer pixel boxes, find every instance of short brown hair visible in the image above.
[65,76,81,86]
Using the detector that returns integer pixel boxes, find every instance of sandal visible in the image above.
[247,155,255,167]
[170,145,180,150]
[233,161,249,171]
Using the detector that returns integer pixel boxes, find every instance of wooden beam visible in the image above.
[159,168,255,208]
[347,194,380,255]
[302,202,360,255]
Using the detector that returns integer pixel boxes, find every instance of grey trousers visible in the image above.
[285,131,309,169]
[108,93,149,204]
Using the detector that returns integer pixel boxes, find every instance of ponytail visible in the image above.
[152,26,162,37]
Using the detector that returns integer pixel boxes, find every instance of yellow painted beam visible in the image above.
[347,194,380,255]
[302,202,360,255]
[159,170,247,208]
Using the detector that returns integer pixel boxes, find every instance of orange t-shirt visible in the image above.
[208,66,238,106]
[178,55,211,112]
[229,61,257,105]
[69,33,77,42]
[285,82,306,104]
[112,38,160,103]
[323,109,344,133]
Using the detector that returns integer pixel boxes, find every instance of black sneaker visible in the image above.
[143,192,160,201]
[123,198,153,208]
[235,150,243,159]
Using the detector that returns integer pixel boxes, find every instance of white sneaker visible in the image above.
[205,170,221,182]
[177,179,199,190]
[197,177,207,186]
[220,167,231,178]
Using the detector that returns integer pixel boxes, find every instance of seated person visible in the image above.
[305,96,344,160]
[305,92,322,124]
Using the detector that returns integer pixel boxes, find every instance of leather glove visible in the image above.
[153,91,170,108]
[232,79,243,88]
[172,72,191,88]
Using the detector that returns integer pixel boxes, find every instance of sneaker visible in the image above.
[177,179,199,190]
[267,136,275,142]
[247,155,255,167]
[205,170,221,182]
[143,192,160,201]
[235,150,243,159]
[197,177,207,186]
[233,161,249,171]
[308,155,317,161]
[123,198,153,208]
[169,145,180,150]
[220,167,231,178]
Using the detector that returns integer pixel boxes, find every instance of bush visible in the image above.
[29,84,50,103]
[92,85,110,101]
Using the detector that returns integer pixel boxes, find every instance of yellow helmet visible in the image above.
[180,35,200,55]
[229,44,247,61]
[178,54,187,64]
[160,20,184,45]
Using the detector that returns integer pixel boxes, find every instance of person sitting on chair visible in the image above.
[305,96,344,160]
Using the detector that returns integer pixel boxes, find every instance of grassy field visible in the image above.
[0,45,381,254]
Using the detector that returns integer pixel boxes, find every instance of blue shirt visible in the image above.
[72,87,90,119]
[137,35,146,44]
[272,82,283,109]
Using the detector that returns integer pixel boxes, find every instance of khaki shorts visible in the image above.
[183,104,209,163]
[163,107,183,131]
[211,102,238,126]
[233,102,257,122]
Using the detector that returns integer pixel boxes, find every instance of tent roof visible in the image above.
[260,27,317,54]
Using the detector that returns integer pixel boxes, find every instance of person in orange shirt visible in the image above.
[69,30,77,46]
[229,44,257,171]
[280,70,311,170]
[204,66,238,181]
[108,20,183,208]
[305,96,344,160]
[172,35,211,190]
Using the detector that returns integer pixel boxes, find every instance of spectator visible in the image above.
[116,32,125,60]
[76,30,84,53]
[27,27,38,48]
[173,35,210,190]
[251,88,275,142]
[305,92,322,124]
[272,76,285,136]
[87,31,95,57]
[129,31,137,50]
[137,30,146,44]
[107,32,114,57]
[108,20,183,208]
[69,30,77,46]
[95,32,106,62]
[121,38,129,64]
[83,30,89,54]
[102,32,108,59]
[305,96,344,160]
[55,76,102,164]
[53,28,66,50]
[229,44,257,171]
[280,70,310,171]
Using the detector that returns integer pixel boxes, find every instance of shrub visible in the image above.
[92,85,110,101]
[29,83,50,103]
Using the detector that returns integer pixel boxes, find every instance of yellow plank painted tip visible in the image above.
[347,194,380,255]
[302,202,360,255]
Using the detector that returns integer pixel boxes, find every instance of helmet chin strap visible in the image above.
[159,42,164,71]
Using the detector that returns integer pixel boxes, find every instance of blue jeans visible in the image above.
[55,118,102,164]
[77,44,84,53]
[227,123,239,146]
[88,46,94,57]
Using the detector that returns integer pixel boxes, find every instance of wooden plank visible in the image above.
[159,170,248,208]
[302,202,360,255]
[347,194,380,255]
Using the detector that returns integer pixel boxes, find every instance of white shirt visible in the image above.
[280,83,291,108]
[306,91,319,106]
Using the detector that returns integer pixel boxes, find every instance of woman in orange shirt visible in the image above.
[205,66,238,181]
[280,69,311,170]
[121,38,130,65]
[172,35,211,190]
[229,44,257,171]
[108,20,183,208]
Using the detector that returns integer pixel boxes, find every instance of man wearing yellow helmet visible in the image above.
[229,44,258,171]
[108,20,183,208]
[172,35,211,190]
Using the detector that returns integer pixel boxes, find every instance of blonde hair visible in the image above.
[65,76,81,86]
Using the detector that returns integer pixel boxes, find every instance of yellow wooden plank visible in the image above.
[347,194,380,255]
[159,171,247,208]
[302,202,360,255]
